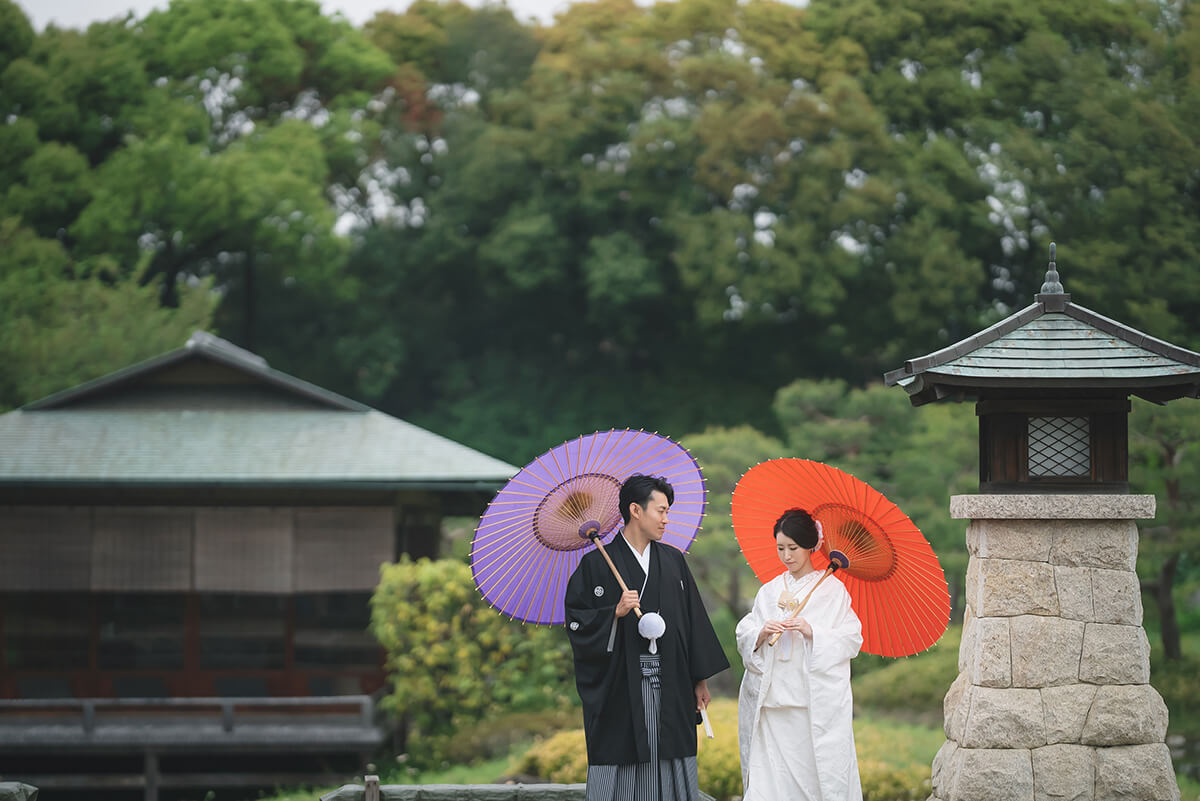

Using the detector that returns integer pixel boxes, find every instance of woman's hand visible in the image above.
[761,618,789,637]
[791,617,813,638]
[756,617,813,648]
[756,618,789,649]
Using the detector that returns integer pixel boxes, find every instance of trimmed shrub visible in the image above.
[370,556,576,767]
[858,758,930,800]
[440,707,581,766]
[517,728,589,784]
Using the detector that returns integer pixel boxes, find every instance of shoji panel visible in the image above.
[294,507,393,592]
[0,507,92,590]
[92,507,193,591]
[195,507,293,593]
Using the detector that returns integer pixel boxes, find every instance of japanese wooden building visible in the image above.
[0,332,517,797]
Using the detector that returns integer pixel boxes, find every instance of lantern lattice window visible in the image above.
[1028,416,1090,477]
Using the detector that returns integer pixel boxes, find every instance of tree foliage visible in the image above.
[0,218,214,410]
[4,0,1200,461]
[315,0,1200,463]
[1130,398,1200,659]
[4,0,1197,658]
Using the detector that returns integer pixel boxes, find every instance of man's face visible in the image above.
[633,490,670,540]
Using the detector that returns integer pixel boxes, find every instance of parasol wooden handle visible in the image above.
[585,528,642,618]
[766,550,850,647]
[766,567,833,647]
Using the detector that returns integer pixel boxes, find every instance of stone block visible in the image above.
[1055,566,1094,622]
[959,608,976,673]
[1032,743,1094,801]
[966,616,1012,688]
[950,495,1155,521]
[415,787,482,801]
[1081,684,1169,746]
[1079,624,1150,685]
[944,673,970,741]
[967,557,1058,617]
[931,739,958,799]
[968,519,1053,561]
[947,747,1035,801]
[1094,744,1180,801]
[1050,521,1139,571]
[1041,684,1098,744]
[961,687,1046,749]
[518,787,592,800]
[1090,569,1142,625]
[1010,615,1085,688]
[965,557,980,616]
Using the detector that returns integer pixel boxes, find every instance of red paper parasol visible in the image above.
[732,458,949,657]
[471,429,707,625]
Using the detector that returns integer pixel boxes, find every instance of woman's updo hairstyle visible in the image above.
[773,508,820,549]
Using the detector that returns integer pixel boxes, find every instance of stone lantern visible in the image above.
[884,245,1197,801]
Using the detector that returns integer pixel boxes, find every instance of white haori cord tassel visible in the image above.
[638,611,666,654]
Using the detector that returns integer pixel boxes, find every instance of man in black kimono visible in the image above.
[564,474,729,801]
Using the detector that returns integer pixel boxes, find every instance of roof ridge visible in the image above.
[25,331,368,412]
[186,331,268,369]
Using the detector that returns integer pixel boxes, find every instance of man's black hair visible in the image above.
[618,474,675,524]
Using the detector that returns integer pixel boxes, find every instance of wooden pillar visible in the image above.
[394,493,442,560]
[183,594,201,696]
[144,750,160,801]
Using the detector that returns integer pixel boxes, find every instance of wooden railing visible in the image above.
[0,694,384,801]
[0,694,376,733]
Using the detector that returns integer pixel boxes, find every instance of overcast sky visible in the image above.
[20,0,568,30]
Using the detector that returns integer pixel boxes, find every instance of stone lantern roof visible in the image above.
[884,244,1200,406]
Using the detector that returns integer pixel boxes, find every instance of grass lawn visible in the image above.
[245,715,1200,801]
[243,621,1197,801]
[853,714,945,767]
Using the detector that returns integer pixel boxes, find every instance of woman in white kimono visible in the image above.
[736,509,863,801]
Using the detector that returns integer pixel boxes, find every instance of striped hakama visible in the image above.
[585,654,699,801]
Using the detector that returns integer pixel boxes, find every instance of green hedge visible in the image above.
[851,626,961,723]
[438,708,581,767]
[370,557,576,767]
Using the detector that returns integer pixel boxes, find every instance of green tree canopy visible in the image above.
[1131,398,1200,660]
[0,218,214,410]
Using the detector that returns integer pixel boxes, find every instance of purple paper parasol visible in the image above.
[471,429,707,624]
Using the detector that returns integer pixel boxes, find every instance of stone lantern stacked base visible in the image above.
[927,495,1179,801]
